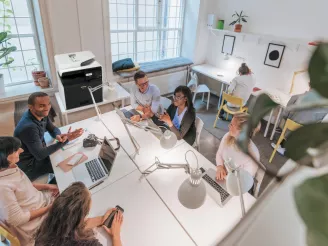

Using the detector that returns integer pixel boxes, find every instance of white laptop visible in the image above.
[72,137,117,190]
[201,168,232,207]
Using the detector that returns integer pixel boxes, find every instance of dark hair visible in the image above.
[238,63,250,75]
[134,70,146,83]
[174,86,195,113]
[28,92,49,105]
[0,137,21,169]
[35,182,93,246]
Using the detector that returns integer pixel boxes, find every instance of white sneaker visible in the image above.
[271,143,285,156]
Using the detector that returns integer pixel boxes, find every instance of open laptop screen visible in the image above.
[99,137,117,172]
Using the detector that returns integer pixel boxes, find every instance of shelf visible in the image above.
[208,28,312,51]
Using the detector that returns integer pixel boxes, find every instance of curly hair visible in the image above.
[34,182,93,246]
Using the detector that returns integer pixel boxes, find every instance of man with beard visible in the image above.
[14,92,83,182]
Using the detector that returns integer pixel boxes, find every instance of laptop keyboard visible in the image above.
[202,174,231,203]
[85,159,106,182]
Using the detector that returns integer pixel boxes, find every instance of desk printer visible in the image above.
[55,51,103,110]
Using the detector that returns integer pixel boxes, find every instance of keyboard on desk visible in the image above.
[85,159,106,182]
[202,174,230,204]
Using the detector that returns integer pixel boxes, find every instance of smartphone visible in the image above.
[103,205,124,228]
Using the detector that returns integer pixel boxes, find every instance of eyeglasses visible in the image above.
[137,80,149,88]
[173,95,185,101]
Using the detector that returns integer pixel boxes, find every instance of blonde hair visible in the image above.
[226,113,260,147]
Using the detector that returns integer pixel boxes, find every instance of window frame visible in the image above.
[1,0,44,87]
[109,0,185,63]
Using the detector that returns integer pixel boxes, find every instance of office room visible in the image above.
[0,0,327,245]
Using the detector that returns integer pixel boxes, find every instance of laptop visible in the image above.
[72,137,117,190]
[200,168,232,207]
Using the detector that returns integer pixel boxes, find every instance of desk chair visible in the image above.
[269,119,302,163]
[0,223,20,246]
[187,72,210,110]
[253,167,265,198]
[213,92,248,128]
[192,116,204,151]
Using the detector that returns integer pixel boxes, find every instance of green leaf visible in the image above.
[285,123,328,161]
[237,94,278,153]
[6,9,13,14]
[294,174,328,246]
[242,18,247,22]
[235,11,240,17]
[0,46,16,59]
[308,43,328,98]
[232,14,236,17]
[0,32,8,43]
[229,20,237,26]
[4,0,10,6]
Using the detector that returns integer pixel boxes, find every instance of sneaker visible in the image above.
[271,143,285,156]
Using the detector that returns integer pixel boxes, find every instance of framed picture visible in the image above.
[264,43,286,68]
[221,35,235,55]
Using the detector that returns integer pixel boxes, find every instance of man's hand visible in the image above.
[56,134,68,143]
[102,211,123,239]
[130,115,141,122]
[67,128,84,141]
[216,165,227,181]
[159,112,173,127]
[143,105,154,118]
[45,184,59,197]
[136,105,144,112]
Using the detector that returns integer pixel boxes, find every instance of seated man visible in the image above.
[130,70,161,122]
[271,87,328,155]
[14,92,83,181]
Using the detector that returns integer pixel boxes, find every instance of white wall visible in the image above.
[201,0,328,94]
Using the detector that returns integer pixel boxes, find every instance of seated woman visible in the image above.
[0,136,58,246]
[159,85,196,145]
[216,113,261,181]
[35,182,123,246]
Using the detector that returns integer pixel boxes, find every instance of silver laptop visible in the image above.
[201,168,232,207]
[72,137,117,190]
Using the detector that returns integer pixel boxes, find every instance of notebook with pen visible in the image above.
[57,152,88,172]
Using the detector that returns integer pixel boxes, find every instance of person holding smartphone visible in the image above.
[35,182,123,246]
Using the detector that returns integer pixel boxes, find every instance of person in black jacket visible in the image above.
[159,86,196,145]
[14,92,83,181]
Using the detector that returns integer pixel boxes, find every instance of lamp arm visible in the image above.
[88,86,102,121]
[185,150,199,170]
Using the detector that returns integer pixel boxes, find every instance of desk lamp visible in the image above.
[141,150,206,209]
[225,158,254,217]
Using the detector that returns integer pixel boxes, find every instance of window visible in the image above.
[109,0,185,63]
[0,0,43,86]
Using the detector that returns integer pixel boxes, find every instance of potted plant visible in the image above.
[229,11,248,33]
[26,58,46,86]
[0,31,16,93]
[237,43,328,245]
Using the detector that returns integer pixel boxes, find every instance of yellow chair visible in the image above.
[0,224,20,246]
[269,119,302,163]
[213,92,248,128]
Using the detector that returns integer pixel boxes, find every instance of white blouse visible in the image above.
[0,167,52,246]
[216,133,260,177]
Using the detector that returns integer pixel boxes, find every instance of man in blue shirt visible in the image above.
[14,92,83,181]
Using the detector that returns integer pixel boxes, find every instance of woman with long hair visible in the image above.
[0,136,58,246]
[216,113,261,180]
[159,85,196,145]
[35,182,123,246]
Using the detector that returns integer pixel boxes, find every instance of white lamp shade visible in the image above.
[160,130,177,149]
[226,169,254,196]
[178,178,206,209]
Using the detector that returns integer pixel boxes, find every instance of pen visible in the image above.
[89,180,104,190]
[67,126,72,134]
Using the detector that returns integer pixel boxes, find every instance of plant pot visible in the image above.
[0,74,4,94]
[32,71,46,86]
[38,77,49,88]
[234,24,242,32]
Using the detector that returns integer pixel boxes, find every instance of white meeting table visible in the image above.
[47,107,256,246]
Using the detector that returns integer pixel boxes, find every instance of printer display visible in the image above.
[55,51,103,110]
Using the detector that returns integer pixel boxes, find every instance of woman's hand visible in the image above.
[216,165,227,181]
[159,112,173,127]
[45,184,59,197]
[102,211,124,239]
[101,208,116,225]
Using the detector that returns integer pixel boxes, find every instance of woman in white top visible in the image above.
[216,113,261,180]
[0,137,58,246]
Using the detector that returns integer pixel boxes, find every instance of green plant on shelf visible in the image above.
[237,43,328,246]
[26,58,39,71]
[229,11,248,26]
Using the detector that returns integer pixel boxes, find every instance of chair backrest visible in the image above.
[253,167,265,198]
[0,222,20,246]
[285,118,302,131]
[221,92,244,107]
[195,116,204,148]
[187,72,198,92]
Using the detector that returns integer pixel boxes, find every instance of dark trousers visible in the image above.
[18,157,56,184]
